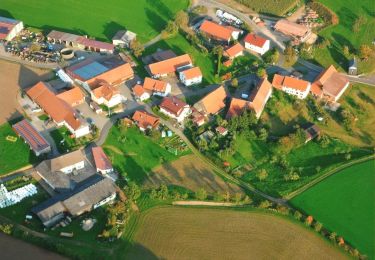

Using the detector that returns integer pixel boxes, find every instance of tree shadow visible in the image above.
[145,8,167,34]
[0,9,14,19]
[102,21,126,41]
[146,0,173,19]
[124,243,159,260]
[336,7,358,29]
[18,65,53,90]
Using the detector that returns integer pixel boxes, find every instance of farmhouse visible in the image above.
[274,19,311,43]
[0,16,24,41]
[56,87,85,107]
[133,84,151,101]
[92,146,113,174]
[142,77,171,97]
[26,82,90,138]
[244,33,270,55]
[194,86,227,117]
[112,30,136,48]
[147,54,192,78]
[132,110,160,131]
[159,96,191,122]
[179,67,203,86]
[47,30,115,53]
[272,74,311,99]
[199,20,241,43]
[311,65,350,102]
[226,78,272,118]
[12,119,51,156]
[91,84,123,108]
[224,43,245,59]
[66,57,134,88]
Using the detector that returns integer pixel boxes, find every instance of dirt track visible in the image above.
[0,59,52,124]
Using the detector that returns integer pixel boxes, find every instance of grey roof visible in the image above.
[50,149,85,172]
[349,58,358,68]
[112,30,136,42]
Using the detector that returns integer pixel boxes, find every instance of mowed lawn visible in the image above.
[313,0,375,70]
[291,160,375,258]
[103,126,179,183]
[0,123,37,175]
[125,207,346,259]
[0,0,189,42]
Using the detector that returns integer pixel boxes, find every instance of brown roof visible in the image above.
[272,74,310,91]
[56,87,85,106]
[194,86,227,115]
[313,65,349,99]
[199,20,234,41]
[148,54,192,76]
[160,96,189,117]
[224,43,244,58]
[248,78,272,117]
[92,147,112,171]
[226,98,249,118]
[26,82,82,130]
[244,34,268,48]
[180,67,202,80]
[132,110,160,130]
[274,19,309,38]
[143,77,168,92]
[92,84,119,102]
[50,149,85,172]
[87,63,133,87]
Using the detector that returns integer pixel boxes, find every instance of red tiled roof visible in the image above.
[132,110,160,130]
[226,98,249,118]
[180,67,202,80]
[200,20,234,41]
[56,87,85,106]
[160,96,189,117]
[133,84,147,97]
[92,146,113,171]
[143,77,168,92]
[244,33,268,48]
[148,54,192,76]
[248,78,272,117]
[313,65,349,99]
[92,84,119,102]
[87,62,134,87]
[272,74,310,91]
[224,43,244,58]
[194,86,227,115]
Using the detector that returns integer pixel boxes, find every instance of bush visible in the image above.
[195,188,208,200]
[258,200,272,209]
[308,1,339,27]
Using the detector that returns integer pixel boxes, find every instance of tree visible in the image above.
[294,210,302,220]
[129,39,144,57]
[305,215,313,226]
[315,165,321,173]
[329,232,337,241]
[212,45,224,75]
[125,182,141,201]
[258,128,268,141]
[264,48,279,64]
[158,184,169,200]
[223,191,231,202]
[345,153,351,160]
[214,192,224,202]
[352,16,366,33]
[314,222,323,232]
[284,44,296,62]
[242,195,253,204]
[195,188,207,200]
[256,169,268,181]
[256,67,266,78]
[161,21,178,39]
[175,11,189,28]
[234,193,242,204]
[231,78,239,88]
[258,200,272,209]
[359,44,372,60]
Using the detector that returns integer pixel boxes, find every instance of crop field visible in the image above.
[291,159,375,258]
[0,122,37,175]
[144,154,244,194]
[125,207,346,259]
[312,0,375,71]
[234,0,299,16]
[0,0,189,43]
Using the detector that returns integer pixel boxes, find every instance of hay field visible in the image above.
[125,207,346,259]
[144,154,243,194]
[0,60,52,124]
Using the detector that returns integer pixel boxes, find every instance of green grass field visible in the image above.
[0,0,189,43]
[312,0,375,71]
[291,159,375,258]
[144,33,217,84]
[0,123,37,175]
[103,126,181,183]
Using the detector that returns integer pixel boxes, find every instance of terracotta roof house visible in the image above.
[0,16,24,41]
[194,86,227,116]
[248,78,273,118]
[199,20,241,43]
[143,77,171,97]
[132,84,151,101]
[132,110,160,131]
[47,30,115,53]
[56,87,85,107]
[272,74,311,99]
[274,19,311,43]
[190,108,206,126]
[159,96,191,122]
[244,33,270,55]
[66,57,134,88]
[12,119,51,156]
[92,146,113,174]
[226,98,249,118]
[311,65,350,102]
[26,82,90,138]
[147,54,192,78]
[179,67,203,86]
[224,43,245,59]
[91,84,123,108]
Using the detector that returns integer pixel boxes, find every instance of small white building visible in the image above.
[244,33,270,55]
[159,96,191,122]
[179,67,203,86]
[112,30,137,48]
[91,84,124,108]
[133,84,151,101]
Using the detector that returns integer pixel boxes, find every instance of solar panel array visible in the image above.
[73,61,109,80]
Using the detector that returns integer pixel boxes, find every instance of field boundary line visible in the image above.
[0,164,33,179]
[285,155,375,200]
[173,201,236,206]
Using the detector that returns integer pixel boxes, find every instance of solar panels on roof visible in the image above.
[73,61,109,80]
[0,16,19,24]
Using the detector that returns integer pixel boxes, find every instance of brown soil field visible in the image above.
[125,207,347,260]
[144,154,243,194]
[0,60,52,124]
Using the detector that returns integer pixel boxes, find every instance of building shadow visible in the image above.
[18,65,53,90]
[0,9,14,19]
[102,21,126,42]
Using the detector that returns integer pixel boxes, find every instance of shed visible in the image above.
[348,57,358,76]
